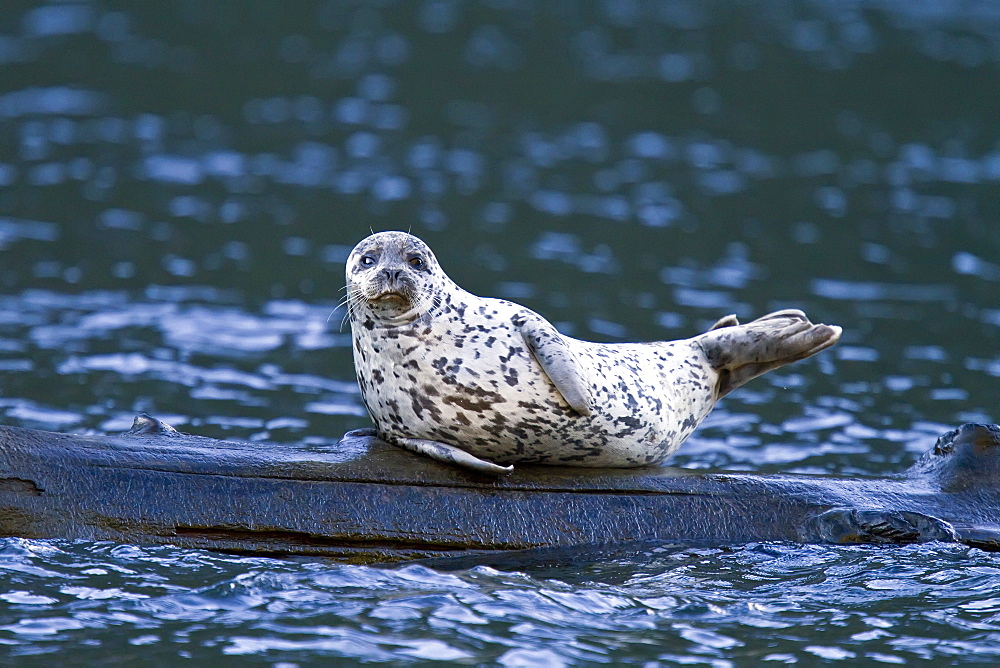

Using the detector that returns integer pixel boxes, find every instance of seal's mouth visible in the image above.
[371,290,410,304]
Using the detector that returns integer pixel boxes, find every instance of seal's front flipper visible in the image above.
[518,312,594,416]
[395,437,514,476]
[803,508,958,546]
[698,309,841,399]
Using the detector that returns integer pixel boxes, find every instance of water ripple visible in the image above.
[0,536,998,664]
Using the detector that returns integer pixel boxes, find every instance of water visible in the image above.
[0,0,998,663]
[4,540,1000,663]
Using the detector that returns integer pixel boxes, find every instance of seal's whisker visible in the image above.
[325,303,343,324]
[328,293,354,320]
[337,284,369,332]
[423,292,442,315]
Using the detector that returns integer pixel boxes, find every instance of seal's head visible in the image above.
[346,231,449,326]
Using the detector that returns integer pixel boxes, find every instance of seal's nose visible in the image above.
[384,268,402,282]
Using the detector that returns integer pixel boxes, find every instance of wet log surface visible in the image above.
[0,418,998,563]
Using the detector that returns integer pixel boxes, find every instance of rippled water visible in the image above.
[1,0,999,663]
[4,539,1000,663]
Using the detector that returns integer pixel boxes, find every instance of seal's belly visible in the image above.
[353,303,718,466]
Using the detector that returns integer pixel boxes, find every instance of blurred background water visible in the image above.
[0,0,998,663]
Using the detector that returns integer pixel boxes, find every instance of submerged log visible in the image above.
[0,416,998,563]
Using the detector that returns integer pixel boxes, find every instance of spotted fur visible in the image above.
[346,231,841,474]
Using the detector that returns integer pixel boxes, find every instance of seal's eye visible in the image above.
[409,256,425,269]
[360,255,375,267]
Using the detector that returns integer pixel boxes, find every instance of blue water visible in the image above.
[1,0,999,663]
[3,539,1000,663]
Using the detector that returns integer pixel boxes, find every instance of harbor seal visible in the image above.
[346,231,841,474]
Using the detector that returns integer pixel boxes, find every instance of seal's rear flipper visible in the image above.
[698,309,841,398]
[803,508,959,546]
[395,437,514,476]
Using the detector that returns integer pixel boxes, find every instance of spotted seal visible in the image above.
[345,231,841,474]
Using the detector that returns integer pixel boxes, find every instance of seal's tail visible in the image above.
[697,309,841,399]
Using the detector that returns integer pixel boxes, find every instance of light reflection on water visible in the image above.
[0,0,999,663]
[2,539,1000,663]
[0,288,362,442]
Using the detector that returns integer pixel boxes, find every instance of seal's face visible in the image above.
[346,231,446,326]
